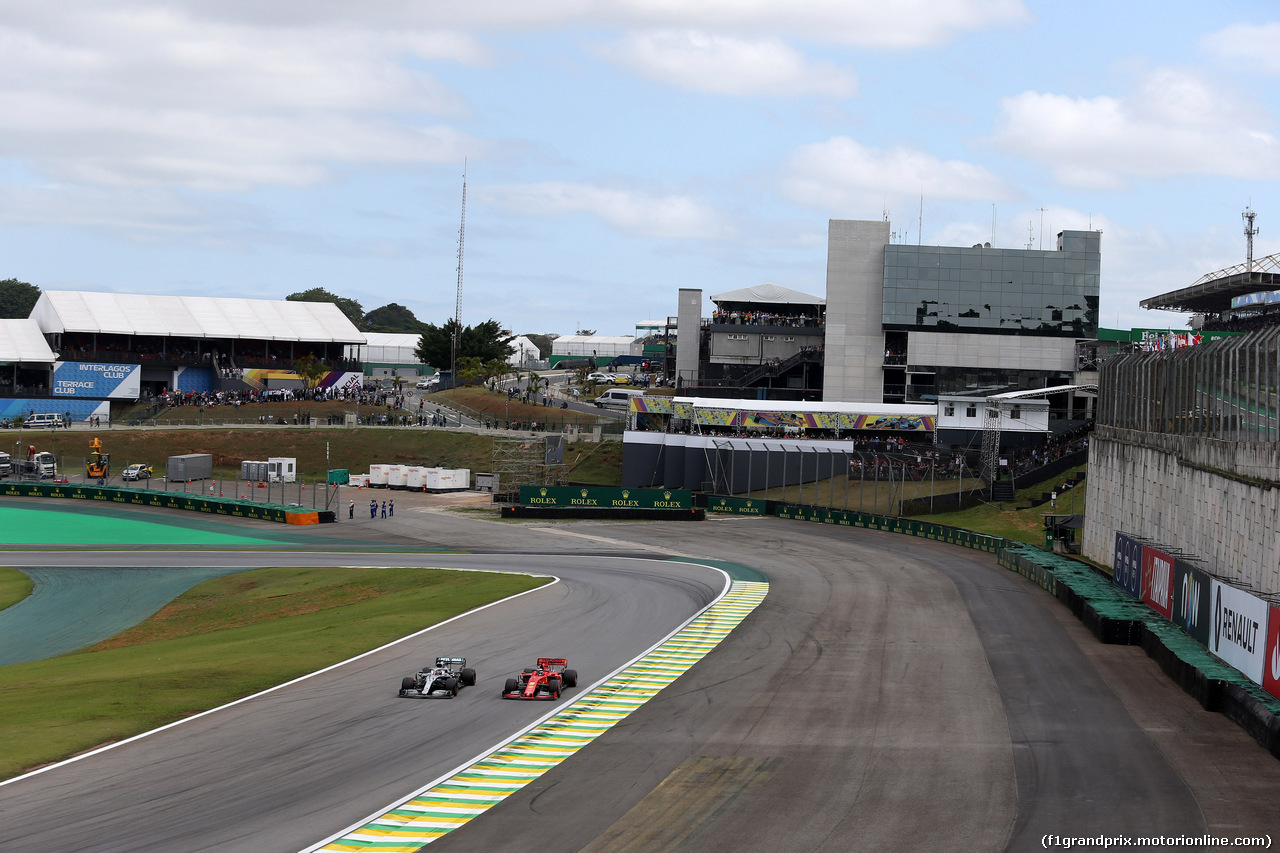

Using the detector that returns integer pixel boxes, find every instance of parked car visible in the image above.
[416,376,439,390]
[586,372,613,384]
[122,463,152,481]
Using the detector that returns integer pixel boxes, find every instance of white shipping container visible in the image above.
[348,474,369,488]
[387,465,408,490]
[406,466,426,491]
[425,468,470,491]
[368,464,390,488]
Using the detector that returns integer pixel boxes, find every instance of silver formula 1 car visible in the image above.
[398,657,477,698]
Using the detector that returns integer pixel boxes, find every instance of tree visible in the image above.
[292,353,326,391]
[455,356,485,386]
[0,279,40,319]
[364,303,429,334]
[414,318,514,370]
[286,287,365,330]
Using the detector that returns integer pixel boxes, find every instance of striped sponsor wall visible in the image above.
[316,579,769,851]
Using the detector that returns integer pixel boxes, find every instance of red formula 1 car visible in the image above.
[501,658,578,700]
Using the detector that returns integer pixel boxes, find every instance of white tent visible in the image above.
[31,291,366,343]
[348,333,423,364]
[551,334,636,359]
[0,319,57,362]
[710,283,825,306]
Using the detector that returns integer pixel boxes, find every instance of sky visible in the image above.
[2,1,1279,337]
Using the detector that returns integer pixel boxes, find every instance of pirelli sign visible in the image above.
[520,486,692,510]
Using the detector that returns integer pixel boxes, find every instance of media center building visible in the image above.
[674,219,1101,419]
[0,291,366,423]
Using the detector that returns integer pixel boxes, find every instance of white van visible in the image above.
[593,388,644,410]
[25,413,62,429]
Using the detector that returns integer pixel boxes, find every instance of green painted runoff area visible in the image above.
[0,505,283,546]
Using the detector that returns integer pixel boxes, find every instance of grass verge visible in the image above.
[0,565,549,780]
[913,465,1087,546]
[0,567,33,611]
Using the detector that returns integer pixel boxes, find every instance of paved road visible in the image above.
[3,506,1280,852]
[0,551,726,853]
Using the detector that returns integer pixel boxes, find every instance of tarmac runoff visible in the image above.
[309,578,769,852]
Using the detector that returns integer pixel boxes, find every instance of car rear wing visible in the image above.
[537,657,568,669]
[435,657,466,668]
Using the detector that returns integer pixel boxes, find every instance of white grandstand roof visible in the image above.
[0,318,57,362]
[30,291,366,343]
[710,283,825,306]
[673,397,934,416]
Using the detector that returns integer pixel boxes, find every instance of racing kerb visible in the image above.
[306,572,769,852]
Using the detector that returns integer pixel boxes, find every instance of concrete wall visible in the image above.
[675,288,702,387]
[909,333,1076,372]
[1083,425,1280,596]
[822,219,889,403]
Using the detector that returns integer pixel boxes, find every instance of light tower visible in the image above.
[451,160,467,384]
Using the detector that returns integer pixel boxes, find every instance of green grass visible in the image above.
[0,567,33,611]
[0,566,549,780]
[35,425,624,485]
[914,466,1087,546]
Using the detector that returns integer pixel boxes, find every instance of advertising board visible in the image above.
[1170,559,1211,646]
[1140,544,1175,620]
[1112,533,1143,599]
[707,496,766,516]
[1263,605,1280,702]
[520,486,691,510]
[1210,579,1268,685]
[52,361,141,399]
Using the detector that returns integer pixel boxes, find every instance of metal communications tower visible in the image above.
[1244,205,1259,271]
[451,161,467,383]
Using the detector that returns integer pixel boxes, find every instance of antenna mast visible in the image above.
[1244,205,1259,271]
[451,159,467,383]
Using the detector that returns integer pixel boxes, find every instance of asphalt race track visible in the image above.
[3,502,1280,852]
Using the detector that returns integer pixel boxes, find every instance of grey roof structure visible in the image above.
[710,283,825,306]
[1140,253,1280,313]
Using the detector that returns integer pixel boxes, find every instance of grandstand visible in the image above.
[1140,252,1280,332]
[2,291,366,423]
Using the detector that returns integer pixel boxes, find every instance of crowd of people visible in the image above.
[711,309,824,328]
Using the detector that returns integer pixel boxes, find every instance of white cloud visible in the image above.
[0,9,484,191]
[478,181,729,239]
[177,0,1030,49]
[1201,22,1280,75]
[604,30,856,97]
[612,0,1030,48]
[782,137,1016,209]
[990,69,1280,188]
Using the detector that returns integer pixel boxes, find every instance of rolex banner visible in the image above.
[520,486,691,510]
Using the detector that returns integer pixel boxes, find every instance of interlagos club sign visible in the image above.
[519,486,691,510]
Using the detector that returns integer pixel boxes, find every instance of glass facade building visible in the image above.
[882,231,1100,338]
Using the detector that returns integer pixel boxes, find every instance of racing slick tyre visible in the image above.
[401,676,415,694]
[460,668,477,686]
[504,678,519,696]
[562,669,578,688]
[443,677,458,696]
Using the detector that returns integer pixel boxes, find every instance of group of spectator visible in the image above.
[711,309,824,328]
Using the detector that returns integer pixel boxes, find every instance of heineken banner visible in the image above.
[520,485,691,510]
